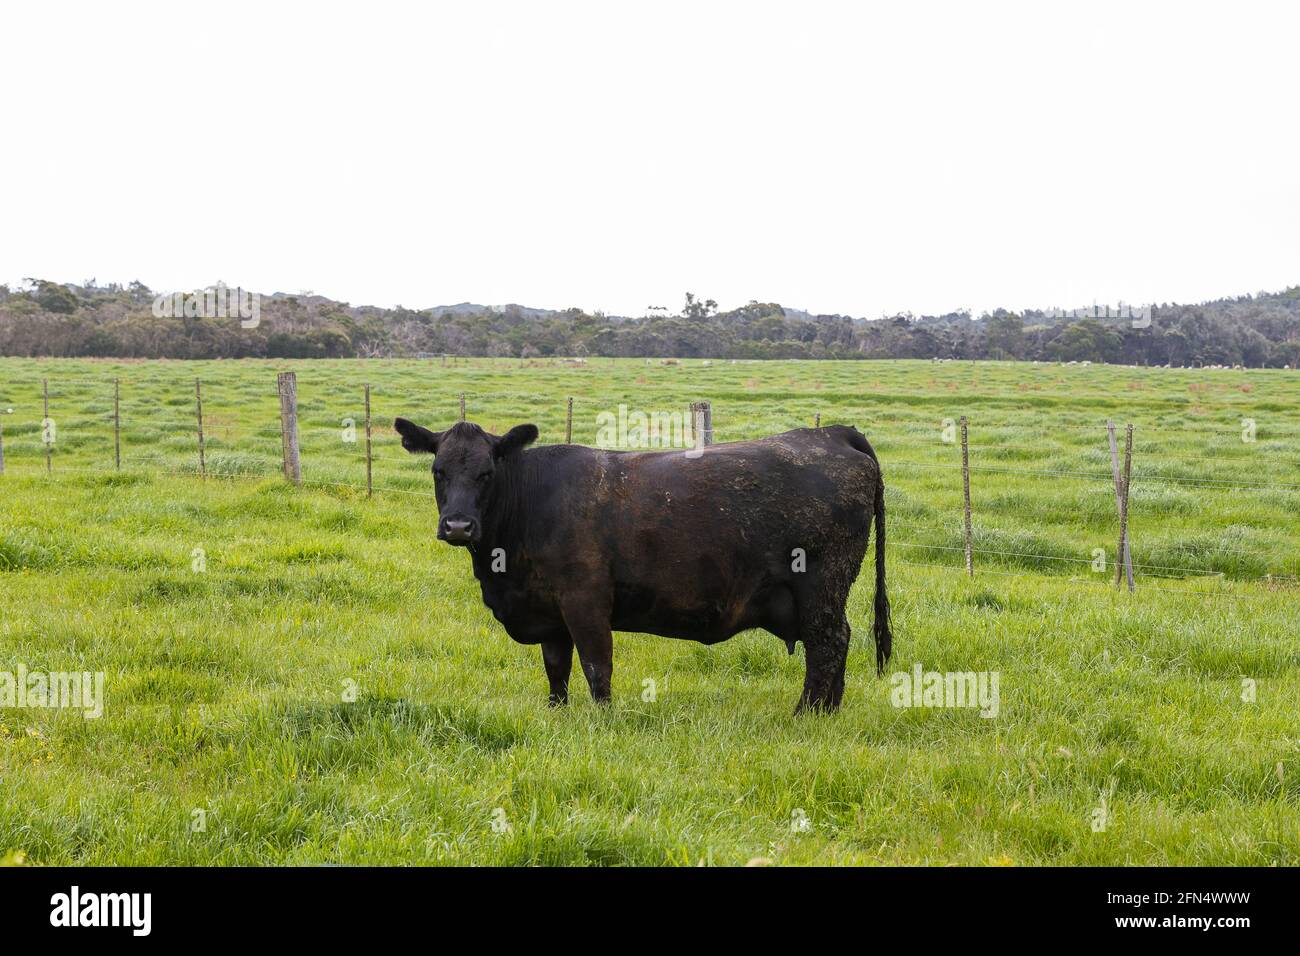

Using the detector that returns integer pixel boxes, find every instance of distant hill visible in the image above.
[429,302,549,319]
[429,302,639,322]
[1,280,1298,367]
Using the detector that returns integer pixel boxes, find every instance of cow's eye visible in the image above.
[476,471,492,483]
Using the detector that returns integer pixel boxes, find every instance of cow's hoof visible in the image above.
[548,695,568,707]
[793,698,840,716]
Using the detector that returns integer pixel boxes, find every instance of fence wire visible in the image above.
[3,376,1297,598]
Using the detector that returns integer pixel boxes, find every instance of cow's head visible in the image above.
[393,418,538,546]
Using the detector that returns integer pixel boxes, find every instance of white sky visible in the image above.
[2,0,1297,318]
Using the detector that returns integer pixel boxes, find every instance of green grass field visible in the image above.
[1,356,1297,865]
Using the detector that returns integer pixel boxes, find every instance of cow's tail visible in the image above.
[871,455,892,675]
[847,429,892,675]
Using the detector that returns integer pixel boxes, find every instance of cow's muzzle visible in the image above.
[438,517,477,546]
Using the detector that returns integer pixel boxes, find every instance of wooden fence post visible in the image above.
[960,414,973,577]
[565,397,573,443]
[43,379,51,474]
[459,392,466,422]
[195,379,206,479]
[277,371,301,485]
[114,378,121,471]
[1107,421,1122,576]
[690,401,713,447]
[1117,424,1135,591]
[364,383,373,498]
[1107,421,1135,590]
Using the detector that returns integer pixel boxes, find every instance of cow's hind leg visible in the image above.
[796,612,850,715]
[541,634,574,706]
[559,596,613,704]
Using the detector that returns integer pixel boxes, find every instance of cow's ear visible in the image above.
[394,417,442,454]
[494,424,538,458]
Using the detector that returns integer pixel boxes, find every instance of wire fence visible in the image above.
[2,372,1297,597]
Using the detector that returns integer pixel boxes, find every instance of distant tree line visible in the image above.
[2,280,1299,367]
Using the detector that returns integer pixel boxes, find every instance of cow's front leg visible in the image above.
[559,597,613,703]
[541,635,574,706]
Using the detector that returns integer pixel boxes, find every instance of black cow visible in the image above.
[393,417,891,713]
